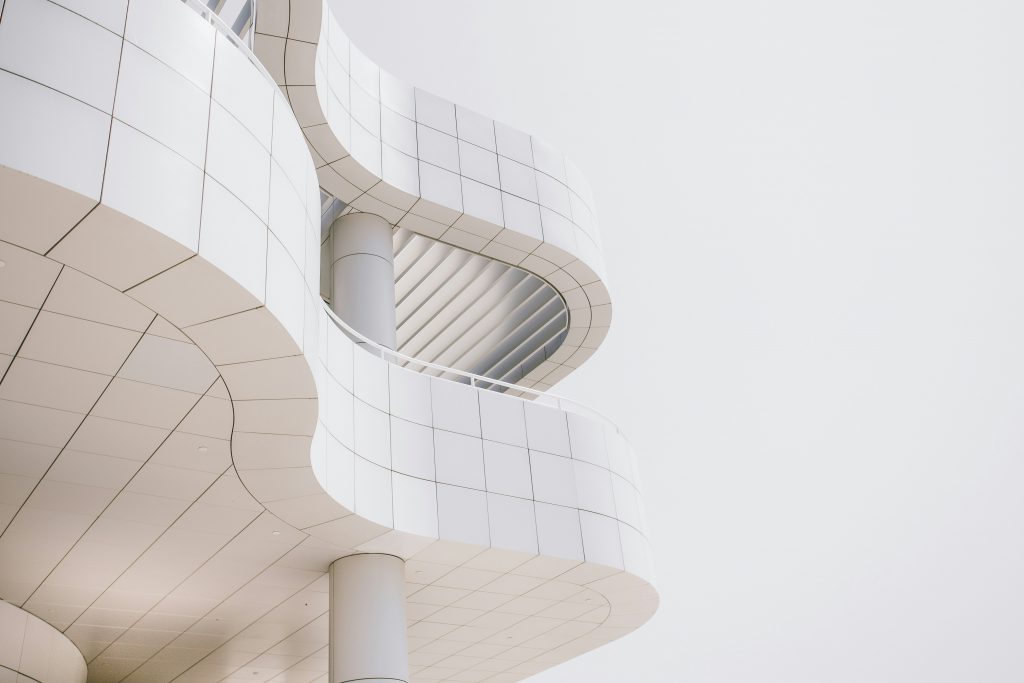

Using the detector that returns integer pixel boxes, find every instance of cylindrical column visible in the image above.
[330,212,397,349]
[329,553,408,683]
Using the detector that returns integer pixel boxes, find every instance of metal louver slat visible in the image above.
[448,289,568,380]
[324,224,571,389]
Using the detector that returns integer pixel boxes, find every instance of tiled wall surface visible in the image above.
[0,0,657,677]
[0,0,654,582]
[0,0,652,586]
[281,316,655,582]
[254,0,613,391]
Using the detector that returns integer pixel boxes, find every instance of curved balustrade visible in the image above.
[0,0,657,680]
[323,302,624,435]
[290,302,652,572]
[255,0,613,392]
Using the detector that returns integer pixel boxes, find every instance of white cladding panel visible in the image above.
[0,1,657,680]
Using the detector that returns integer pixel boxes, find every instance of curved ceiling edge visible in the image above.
[253,0,611,390]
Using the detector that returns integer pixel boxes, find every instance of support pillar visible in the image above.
[330,212,397,349]
[329,553,409,683]
[329,217,404,681]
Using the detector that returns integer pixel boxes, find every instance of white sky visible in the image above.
[333,1,1024,680]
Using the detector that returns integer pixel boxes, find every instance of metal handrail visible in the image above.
[181,0,274,83]
[322,303,624,436]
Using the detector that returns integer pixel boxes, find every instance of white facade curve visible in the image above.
[0,0,657,681]
[253,0,611,391]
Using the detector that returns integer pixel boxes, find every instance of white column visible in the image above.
[330,212,397,350]
[329,553,409,683]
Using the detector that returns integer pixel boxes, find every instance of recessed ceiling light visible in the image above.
[0,260,6,268]
[272,530,281,535]
[197,445,208,453]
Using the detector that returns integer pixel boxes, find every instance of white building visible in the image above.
[0,0,657,680]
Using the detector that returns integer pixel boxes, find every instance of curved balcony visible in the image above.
[0,0,656,680]
[254,0,612,392]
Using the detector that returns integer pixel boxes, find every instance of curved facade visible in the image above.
[254,0,611,390]
[0,0,656,681]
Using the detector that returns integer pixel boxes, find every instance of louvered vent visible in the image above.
[320,197,569,388]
